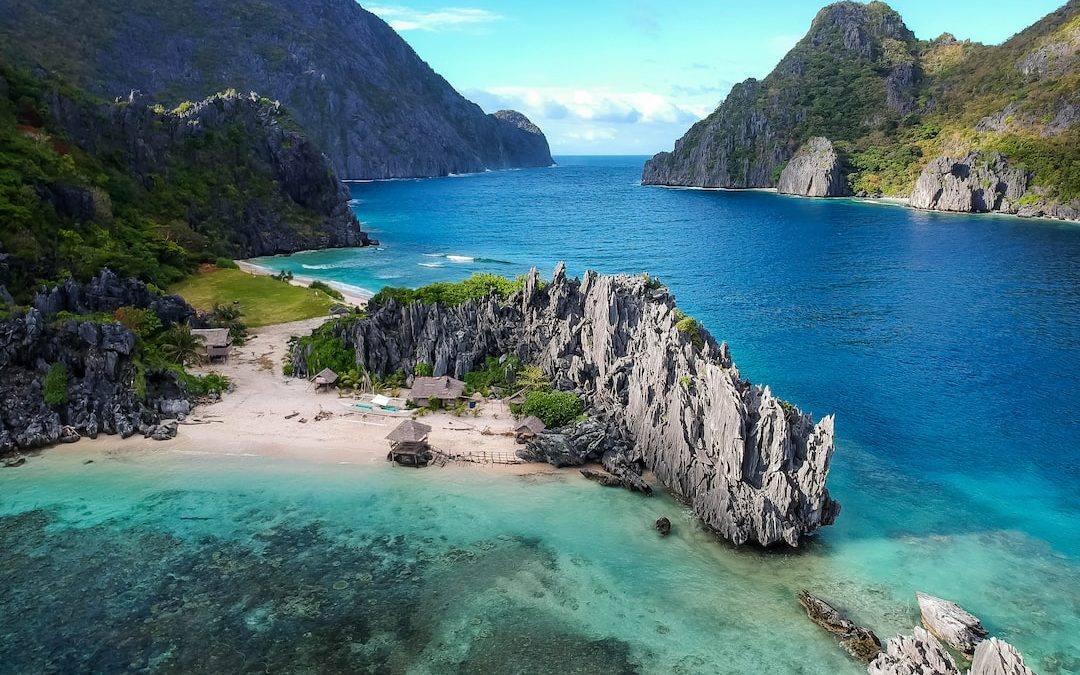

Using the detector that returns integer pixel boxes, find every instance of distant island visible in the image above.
[644,1,1080,221]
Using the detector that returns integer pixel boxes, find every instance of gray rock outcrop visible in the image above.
[291,264,839,547]
[0,0,554,179]
[777,138,850,197]
[0,271,196,455]
[969,638,1035,675]
[868,627,960,675]
[916,593,988,657]
[798,591,882,663]
[909,153,1029,215]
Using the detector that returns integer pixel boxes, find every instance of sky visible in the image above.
[363,1,1067,155]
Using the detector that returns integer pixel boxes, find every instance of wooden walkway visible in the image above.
[430,449,523,466]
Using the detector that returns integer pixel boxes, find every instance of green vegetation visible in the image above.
[520,390,584,429]
[413,362,433,377]
[287,314,365,376]
[462,355,523,396]
[169,267,335,327]
[0,64,339,302]
[369,273,525,309]
[43,363,69,406]
[309,280,344,301]
[180,371,231,396]
[675,314,705,350]
[158,324,203,366]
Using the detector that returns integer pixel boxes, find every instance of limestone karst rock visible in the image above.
[290,264,840,547]
[909,153,1029,215]
[777,138,851,197]
[969,638,1036,675]
[797,591,882,663]
[868,627,960,675]
[915,593,988,656]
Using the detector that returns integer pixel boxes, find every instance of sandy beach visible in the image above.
[75,316,559,476]
[234,260,372,308]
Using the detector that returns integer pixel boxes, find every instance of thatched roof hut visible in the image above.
[191,328,232,362]
[514,416,546,440]
[386,419,433,467]
[409,376,466,404]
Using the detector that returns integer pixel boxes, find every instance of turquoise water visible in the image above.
[3,157,1079,673]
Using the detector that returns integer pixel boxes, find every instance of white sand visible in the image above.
[77,316,557,476]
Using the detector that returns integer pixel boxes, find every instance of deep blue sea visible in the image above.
[3,157,1078,673]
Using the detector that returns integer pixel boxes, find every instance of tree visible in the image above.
[159,324,203,366]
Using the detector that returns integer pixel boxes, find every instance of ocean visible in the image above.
[2,157,1078,673]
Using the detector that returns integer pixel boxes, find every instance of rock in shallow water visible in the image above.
[969,637,1035,675]
[798,591,882,663]
[916,592,988,657]
[655,517,672,536]
[868,627,960,675]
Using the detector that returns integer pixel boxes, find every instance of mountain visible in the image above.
[644,1,1080,219]
[0,66,370,301]
[0,0,553,179]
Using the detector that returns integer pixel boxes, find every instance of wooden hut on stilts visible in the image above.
[385,419,433,467]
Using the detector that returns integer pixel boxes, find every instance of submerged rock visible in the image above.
[969,638,1035,675]
[916,592,988,657]
[655,517,672,536]
[777,137,850,197]
[798,591,882,663]
[293,265,839,547]
[910,153,1029,215]
[868,627,960,675]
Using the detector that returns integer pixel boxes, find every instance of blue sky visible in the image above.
[363,1,1067,155]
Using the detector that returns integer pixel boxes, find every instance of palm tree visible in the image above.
[160,324,203,366]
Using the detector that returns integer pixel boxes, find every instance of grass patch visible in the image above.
[169,268,335,327]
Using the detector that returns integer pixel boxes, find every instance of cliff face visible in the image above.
[290,266,839,547]
[0,271,195,455]
[0,0,553,179]
[645,1,1080,219]
[0,66,370,300]
[778,137,850,197]
[909,153,1029,214]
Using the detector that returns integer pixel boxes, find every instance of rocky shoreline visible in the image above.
[289,264,839,547]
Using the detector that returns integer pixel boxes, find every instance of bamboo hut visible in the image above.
[312,368,339,392]
[408,376,466,407]
[191,328,232,363]
[386,419,433,467]
[514,416,546,442]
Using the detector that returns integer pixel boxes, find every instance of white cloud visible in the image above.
[562,127,618,143]
[475,86,704,126]
[365,5,501,32]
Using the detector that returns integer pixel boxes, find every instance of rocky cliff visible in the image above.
[778,137,851,197]
[0,271,196,455]
[289,265,839,547]
[645,1,1080,219]
[0,66,371,300]
[0,0,553,179]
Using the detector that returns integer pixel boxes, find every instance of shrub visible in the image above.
[368,273,525,309]
[675,316,705,350]
[182,371,231,396]
[428,395,440,410]
[521,390,584,429]
[463,355,522,395]
[113,306,161,340]
[309,280,344,301]
[414,362,433,377]
[214,257,239,269]
[43,362,69,406]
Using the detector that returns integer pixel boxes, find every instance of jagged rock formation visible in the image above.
[798,591,882,663]
[289,265,839,547]
[868,627,960,675]
[0,0,553,179]
[969,638,1036,675]
[916,593,988,657]
[777,138,850,197]
[644,1,1080,218]
[910,154,1029,215]
[0,271,195,455]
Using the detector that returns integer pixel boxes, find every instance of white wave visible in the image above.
[328,281,374,299]
[347,198,362,206]
[301,263,340,270]
[422,252,446,258]
[447,255,474,263]
[418,262,443,268]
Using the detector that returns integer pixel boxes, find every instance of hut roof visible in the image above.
[506,389,529,404]
[410,376,466,400]
[191,328,230,347]
[386,419,432,443]
[470,392,486,402]
[313,368,339,384]
[514,416,547,434]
